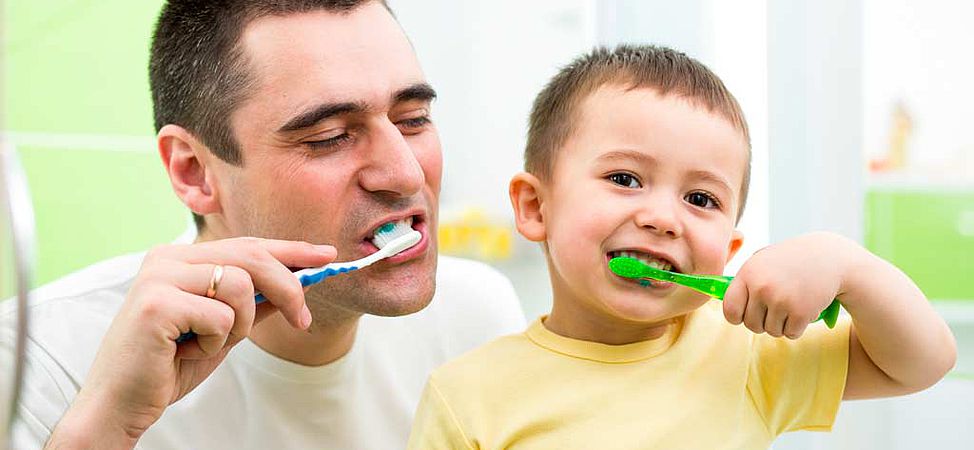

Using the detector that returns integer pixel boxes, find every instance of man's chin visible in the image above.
[365,291,435,317]
[304,274,436,318]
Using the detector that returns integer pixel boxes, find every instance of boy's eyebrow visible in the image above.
[277,83,437,133]
[597,149,659,166]
[686,170,734,194]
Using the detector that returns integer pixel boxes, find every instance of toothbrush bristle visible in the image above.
[373,220,414,249]
[608,257,647,279]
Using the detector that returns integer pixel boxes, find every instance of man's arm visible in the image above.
[42,238,334,449]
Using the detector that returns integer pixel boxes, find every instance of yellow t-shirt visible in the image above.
[408,302,851,450]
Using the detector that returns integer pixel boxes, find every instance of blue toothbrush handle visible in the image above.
[175,265,358,343]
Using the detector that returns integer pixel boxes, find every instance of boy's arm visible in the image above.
[840,248,956,399]
[722,232,956,400]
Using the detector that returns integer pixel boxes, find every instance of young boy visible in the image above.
[407,45,956,449]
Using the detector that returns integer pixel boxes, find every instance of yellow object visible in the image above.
[408,303,851,449]
[887,101,914,170]
[437,208,513,261]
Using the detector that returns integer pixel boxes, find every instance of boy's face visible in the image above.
[541,85,746,331]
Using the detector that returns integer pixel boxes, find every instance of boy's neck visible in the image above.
[544,299,679,345]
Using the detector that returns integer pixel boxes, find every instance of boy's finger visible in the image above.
[722,278,748,325]
[783,316,809,339]
[742,297,767,334]
[764,307,787,338]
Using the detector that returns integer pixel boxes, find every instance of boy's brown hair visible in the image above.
[525,44,752,222]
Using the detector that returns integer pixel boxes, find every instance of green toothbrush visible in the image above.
[608,257,841,329]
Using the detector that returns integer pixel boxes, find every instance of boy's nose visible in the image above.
[358,121,425,197]
[635,197,683,238]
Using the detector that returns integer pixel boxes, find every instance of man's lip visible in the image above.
[605,248,683,273]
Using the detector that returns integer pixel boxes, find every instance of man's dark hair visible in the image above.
[149,0,390,229]
[525,44,752,222]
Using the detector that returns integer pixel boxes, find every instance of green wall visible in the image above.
[4,0,186,286]
[865,188,974,300]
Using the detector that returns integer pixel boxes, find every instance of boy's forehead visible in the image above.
[557,85,749,199]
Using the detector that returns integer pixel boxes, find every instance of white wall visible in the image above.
[863,0,974,176]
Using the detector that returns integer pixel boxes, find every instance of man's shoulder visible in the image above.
[435,254,510,284]
[429,255,525,327]
[1,251,144,373]
[359,255,526,363]
[3,251,144,320]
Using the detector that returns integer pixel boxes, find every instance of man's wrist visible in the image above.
[45,392,142,450]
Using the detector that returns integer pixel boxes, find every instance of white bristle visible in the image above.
[373,220,414,249]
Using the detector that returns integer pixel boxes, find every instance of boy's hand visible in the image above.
[721,232,858,339]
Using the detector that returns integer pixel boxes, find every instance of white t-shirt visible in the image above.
[1,252,525,450]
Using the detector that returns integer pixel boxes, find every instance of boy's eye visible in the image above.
[608,173,641,188]
[685,191,720,209]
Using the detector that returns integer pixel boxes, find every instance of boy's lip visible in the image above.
[605,247,684,273]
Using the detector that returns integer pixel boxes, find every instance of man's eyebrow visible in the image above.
[394,83,437,103]
[278,101,366,133]
[276,83,436,133]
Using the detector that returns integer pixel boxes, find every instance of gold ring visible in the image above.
[206,264,225,298]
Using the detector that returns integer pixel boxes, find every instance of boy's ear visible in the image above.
[509,172,546,242]
[157,124,222,217]
[726,229,745,263]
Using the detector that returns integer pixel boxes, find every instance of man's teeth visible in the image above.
[372,217,415,249]
[610,251,673,271]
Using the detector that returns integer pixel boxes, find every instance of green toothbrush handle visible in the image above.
[818,298,841,329]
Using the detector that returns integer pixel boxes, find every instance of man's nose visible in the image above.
[359,121,425,197]
[634,193,683,238]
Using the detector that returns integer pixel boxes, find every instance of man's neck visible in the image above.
[249,312,361,366]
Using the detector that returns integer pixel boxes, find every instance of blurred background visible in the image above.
[2,0,972,448]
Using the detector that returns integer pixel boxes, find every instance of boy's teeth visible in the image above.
[611,250,673,271]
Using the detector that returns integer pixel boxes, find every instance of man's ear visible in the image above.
[509,172,546,242]
[157,124,221,217]
[726,229,745,263]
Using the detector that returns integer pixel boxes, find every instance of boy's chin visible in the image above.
[603,294,703,324]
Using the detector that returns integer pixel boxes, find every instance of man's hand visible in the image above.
[45,238,336,449]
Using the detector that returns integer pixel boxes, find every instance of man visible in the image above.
[0,1,525,448]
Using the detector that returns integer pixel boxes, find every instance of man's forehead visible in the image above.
[236,5,424,116]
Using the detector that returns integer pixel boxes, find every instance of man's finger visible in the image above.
[159,238,333,329]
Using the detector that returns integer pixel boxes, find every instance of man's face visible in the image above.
[214,3,442,319]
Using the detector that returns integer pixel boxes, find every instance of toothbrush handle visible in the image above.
[175,265,359,343]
